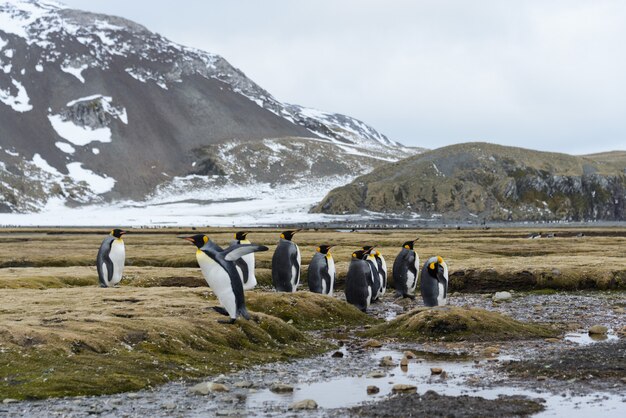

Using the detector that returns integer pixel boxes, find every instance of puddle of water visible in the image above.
[246,349,625,417]
[564,332,619,345]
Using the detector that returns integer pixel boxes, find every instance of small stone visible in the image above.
[400,357,409,367]
[537,376,548,381]
[2,399,19,404]
[493,291,512,302]
[190,382,230,395]
[331,351,344,358]
[367,385,380,394]
[215,410,246,416]
[379,356,396,367]
[588,325,608,335]
[430,367,443,375]
[440,371,448,379]
[367,371,386,378]
[270,383,294,393]
[363,339,383,348]
[161,403,176,410]
[403,351,416,359]
[613,307,625,314]
[545,338,561,343]
[482,346,500,356]
[482,293,493,299]
[621,377,626,384]
[487,358,499,363]
[392,384,417,393]
[617,326,626,337]
[288,399,318,410]
[565,323,582,331]
[234,381,253,388]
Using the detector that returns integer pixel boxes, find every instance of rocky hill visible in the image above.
[312,142,626,222]
[0,0,412,213]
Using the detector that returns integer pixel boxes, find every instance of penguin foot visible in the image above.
[212,307,230,317]
[218,318,237,324]
[404,294,416,300]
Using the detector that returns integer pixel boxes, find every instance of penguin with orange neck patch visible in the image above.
[272,230,301,292]
[230,231,257,290]
[420,256,449,307]
[392,239,420,299]
[181,234,268,324]
[97,228,127,288]
[307,245,335,295]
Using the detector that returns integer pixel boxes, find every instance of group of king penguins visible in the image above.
[96,229,449,324]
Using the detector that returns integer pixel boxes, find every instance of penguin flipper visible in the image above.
[212,306,230,317]
[223,244,268,261]
[234,258,249,284]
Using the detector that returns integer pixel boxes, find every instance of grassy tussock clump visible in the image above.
[246,292,378,330]
[0,287,331,400]
[364,306,557,342]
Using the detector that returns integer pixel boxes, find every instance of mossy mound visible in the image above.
[246,292,378,330]
[363,306,557,342]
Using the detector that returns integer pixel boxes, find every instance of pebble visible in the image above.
[392,384,417,393]
[269,383,294,393]
[565,323,582,331]
[545,338,561,343]
[288,399,318,410]
[482,346,500,356]
[2,399,18,404]
[403,351,416,359]
[537,376,548,381]
[379,356,396,367]
[400,357,409,367]
[367,385,380,394]
[161,403,176,410]
[493,291,512,302]
[233,381,253,389]
[430,367,443,375]
[588,325,608,335]
[190,382,230,395]
[215,410,246,416]
[331,351,344,358]
[363,339,383,348]
[367,371,386,378]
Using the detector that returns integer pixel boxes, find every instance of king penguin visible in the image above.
[362,247,382,302]
[229,231,257,290]
[271,230,301,292]
[392,239,420,299]
[307,245,336,295]
[363,246,387,300]
[96,228,127,288]
[181,234,268,324]
[345,250,374,312]
[420,256,449,307]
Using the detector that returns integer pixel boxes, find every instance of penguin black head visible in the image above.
[280,230,300,241]
[180,234,209,248]
[235,231,249,240]
[110,229,127,238]
[362,246,377,256]
[317,245,333,254]
[402,238,419,250]
[352,250,366,260]
[428,256,446,277]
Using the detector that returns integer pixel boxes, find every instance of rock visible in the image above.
[430,367,443,375]
[363,339,383,348]
[331,351,344,358]
[367,385,380,394]
[403,351,416,359]
[545,338,561,343]
[379,356,396,367]
[482,346,500,356]
[215,410,246,416]
[392,384,417,393]
[233,381,253,388]
[482,293,493,299]
[400,357,409,367]
[621,377,626,384]
[367,371,386,378]
[288,399,318,410]
[2,399,19,404]
[493,291,512,302]
[565,323,582,331]
[270,383,294,393]
[161,403,176,410]
[617,326,626,337]
[588,325,608,335]
[190,382,230,395]
[613,307,625,314]
[537,376,548,381]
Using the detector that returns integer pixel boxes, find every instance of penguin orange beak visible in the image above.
[178,236,195,243]
[119,231,127,236]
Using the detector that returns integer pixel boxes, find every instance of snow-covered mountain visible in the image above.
[0,0,415,215]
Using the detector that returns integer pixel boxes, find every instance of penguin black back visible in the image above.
[345,250,373,312]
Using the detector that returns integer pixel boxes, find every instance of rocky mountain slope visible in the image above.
[0,0,412,213]
[313,143,626,222]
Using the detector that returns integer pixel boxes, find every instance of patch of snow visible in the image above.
[60,63,88,83]
[35,64,43,72]
[0,79,33,112]
[94,20,124,31]
[0,36,6,50]
[2,63,11,74]
[92,148,100,155]
[66,162,115,194]
[48,114,112,146]
[20,68,24,75]
[54,141,75,154]
[4,149,19,157]
[32,153,61,175]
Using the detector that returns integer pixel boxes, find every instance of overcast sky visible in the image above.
[60,0,625,154]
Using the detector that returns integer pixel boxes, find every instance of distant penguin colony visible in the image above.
[420,255,449,307]
[392,239,420,299]
[96,229,127,288]
[181,234,268,324]
[96,228,452,320]
[271,230,301,292]
[307,245,336,295]
[230,231,257,290]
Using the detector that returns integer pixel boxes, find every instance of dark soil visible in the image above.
[348,390,545,417]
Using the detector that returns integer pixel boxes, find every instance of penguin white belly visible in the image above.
[109,240,125,286]
[327,257,335,296]
[291,245,301,292]
[437,282,447,306]
[407,270,416,292]
[241,253,257,290]
[197,252,237,318]
[366,285,372,308]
